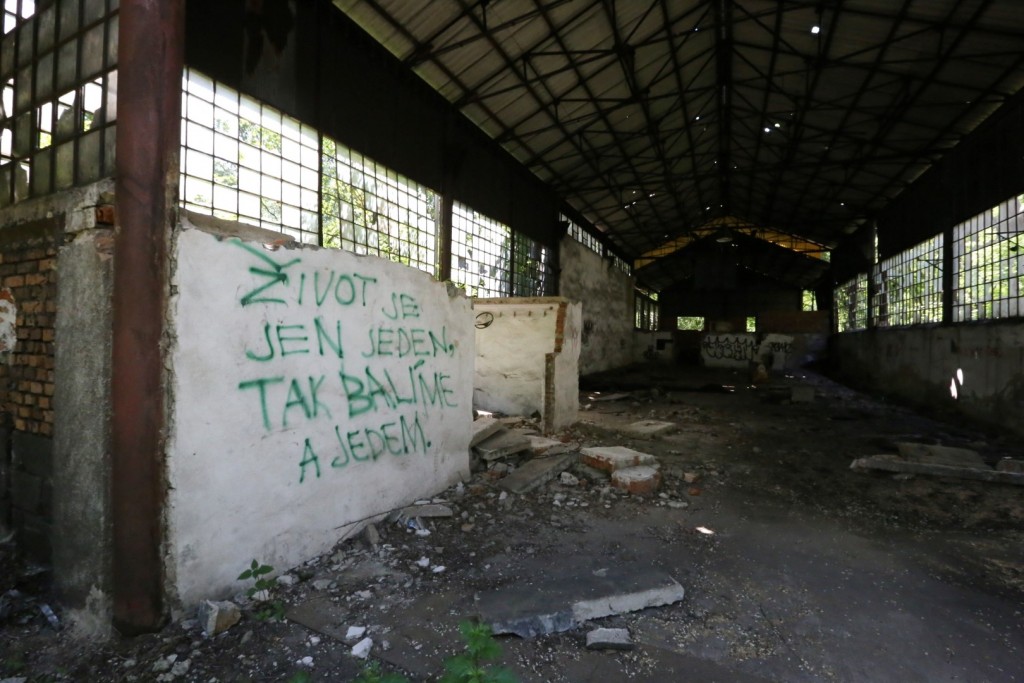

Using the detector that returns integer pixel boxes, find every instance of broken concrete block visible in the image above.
[499,453,576,494]
[351,637,373,659]
[346,625,367,642]
[527,435,573,456]
[197,600,241,636]
[612,465,662,495]
[851,455,1024,485]
[997,459,1024,473]
[895,442,988,469]
[476,568,684,638]
[573,462,610,483]
[474,430,532,461]
[364,523,380,549]
[586,627,634,650]
[470,417,503,447]
[581,446,657,473]
[401,503,453,518]
[683,472,700,484]
[624,420,677,439]
[791,385,815,403]
[560,472,579,486]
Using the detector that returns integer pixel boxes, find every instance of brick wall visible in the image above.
[0,217,61,560]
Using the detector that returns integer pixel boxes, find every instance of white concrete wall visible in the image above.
[166,220,473,607]
[472,297,580,432]
[558,237,634,375]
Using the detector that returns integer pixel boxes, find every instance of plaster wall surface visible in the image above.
[472,298,580,431]
[166,221,473,608]
[558,237,634,374]
[701,333,800,369]
[52,228,114,634]
[832,323,1024,434]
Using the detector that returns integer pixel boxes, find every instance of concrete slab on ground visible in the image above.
[851,454,1024,485]
[474,429,532,461]
[895,442,988,469]
[498,453,576,494]
[581,446,657,472]
[475,567,685,637]
[624,420,677,438]
[470,417,504,447]
[527,435,574,456]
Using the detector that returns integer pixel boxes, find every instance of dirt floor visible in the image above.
[2,364,1023,682]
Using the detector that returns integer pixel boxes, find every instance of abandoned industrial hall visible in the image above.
[1,0,1023,680]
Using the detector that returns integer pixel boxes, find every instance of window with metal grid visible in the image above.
[562,213,601,254]
[834,273,868,332]
[635,289,659,331]
[610,253,632,276]
[321,136,439,277]
[180,68,321,243]
[952,194,1024,322]
[872,234,943,327]
[450,202,511,298]
[1,0,118,208]
[512,232,553,297]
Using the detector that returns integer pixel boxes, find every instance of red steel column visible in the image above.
[112,0,184,634]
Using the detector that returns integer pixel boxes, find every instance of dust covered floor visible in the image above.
[2,364,1023,682]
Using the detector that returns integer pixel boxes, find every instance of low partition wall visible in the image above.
[166,217,474,607]
[832,323,1024,434]
[472,297,581,432]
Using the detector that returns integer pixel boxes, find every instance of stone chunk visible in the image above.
[474,430,532,461]
[197,600,241,636]
[624,420,676,439]
[470,417,503,447]
[895,442,988,469]
[499,453,576,494]
[997,459,1024,473]
[351,637,373,659]
[581,446,657,473]
[586,627,634,651]
[611,465,662,495]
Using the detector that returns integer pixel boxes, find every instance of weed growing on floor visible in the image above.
[353,621,517,683]
[237,559,285,621]
[439,621,518,683]
[354,661,410,683]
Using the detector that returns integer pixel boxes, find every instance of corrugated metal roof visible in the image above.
[334,0,1024,289]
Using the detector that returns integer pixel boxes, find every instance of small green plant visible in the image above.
[354,661,410,683]
[440,621,517,683]
[237,559,285,621]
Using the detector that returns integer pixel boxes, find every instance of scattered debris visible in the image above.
[476,568,685,638]
[39,603,60,631]
[346,625,367,642]
[586,627,634,650]
[559,471,580,487]
[197,600,241,636]
[499,453,577,494]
